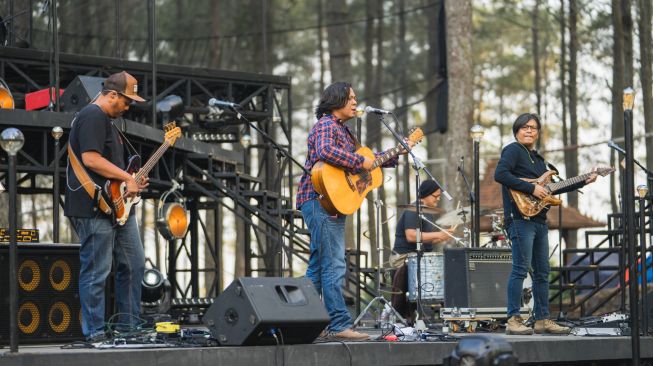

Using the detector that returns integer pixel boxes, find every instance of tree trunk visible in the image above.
[374,0,391,269]
[639,0,653,170]
[325,0,352,81]
[397,0,410,206]
[325,0,355,251]
[317,0,325,92]
[623,0,634,88]
[611,0,625,214]
[567,0,579,248]
[560,0,569,152]
[426,0,449,210]
[364,0,379,266]
[443,0,474,207]
[532,0,542,118]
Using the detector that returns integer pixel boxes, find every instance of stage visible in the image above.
[1,333,652,366]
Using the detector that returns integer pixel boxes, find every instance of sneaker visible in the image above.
[534,319,571,335]
[332,328,370,341]
[505,315,533,335]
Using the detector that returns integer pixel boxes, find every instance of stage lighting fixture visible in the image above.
[0,78,15,109]
[156,182,189,240]
[141,268,165,303]
[443,335,518,366]
[156,95,184,124]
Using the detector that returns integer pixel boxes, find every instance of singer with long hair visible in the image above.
[296,82,413,341]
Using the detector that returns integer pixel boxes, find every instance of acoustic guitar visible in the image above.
[311,128,424,216]
[509,166,614,217]
[105,122,182,226]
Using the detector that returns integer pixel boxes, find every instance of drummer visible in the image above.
[389,179,454,323]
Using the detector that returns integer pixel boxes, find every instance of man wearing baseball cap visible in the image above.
[65,71,148,343]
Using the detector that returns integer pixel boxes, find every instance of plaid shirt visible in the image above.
[296,114,398,210]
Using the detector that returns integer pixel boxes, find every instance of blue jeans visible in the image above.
[506,219,550,320]
[301,200,351,333]
[71,213,145,338]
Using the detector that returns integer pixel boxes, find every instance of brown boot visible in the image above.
[505,315,533,335]
[332,328,370,341]
[534,319,571,335]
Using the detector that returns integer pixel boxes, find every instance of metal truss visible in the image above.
[0,46,307,300]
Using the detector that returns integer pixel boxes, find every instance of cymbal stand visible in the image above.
[419,215,466,246]
[354,194,407,327]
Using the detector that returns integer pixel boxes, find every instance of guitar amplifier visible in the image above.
[444,248,512,308]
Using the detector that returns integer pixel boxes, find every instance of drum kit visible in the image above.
[354,199,526,329]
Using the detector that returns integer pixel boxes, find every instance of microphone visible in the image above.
[458,156,464,171]
[607,140,626,155]
[208,98,240,109]
[364,106,392,115]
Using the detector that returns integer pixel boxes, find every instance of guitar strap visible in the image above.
[111,118,139,158]
[66,143,113,215]
[344,124,362,149]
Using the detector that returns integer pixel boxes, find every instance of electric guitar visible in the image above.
[106,122,182,226]
[509,166,615,217]
[311,128,424,216]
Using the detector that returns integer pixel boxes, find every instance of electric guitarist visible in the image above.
[64,71,148,342]
[296,82,414,341]
[494,112,598,336]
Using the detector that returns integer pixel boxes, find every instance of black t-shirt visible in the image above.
[393,210,438,254]
[64,104,126,218]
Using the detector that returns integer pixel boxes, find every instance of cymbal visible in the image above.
[396,204,443,215]
[436,206,471,226]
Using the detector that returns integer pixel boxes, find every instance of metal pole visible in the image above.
[639,194,649,335]
[8,153,18,352]
[52,0,60,111]
[52,127,63,243]
[149,0,157,127]
[623,88,640,366]
[473,139,480,247]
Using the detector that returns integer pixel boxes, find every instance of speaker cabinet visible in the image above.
[0,244,82,343]
[204,277,329,346]
[60,75,104,112]
[444,248,512,308]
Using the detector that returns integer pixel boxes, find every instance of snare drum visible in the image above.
[406,252,444,301]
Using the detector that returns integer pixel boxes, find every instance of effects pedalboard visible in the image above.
[570,313,631,336]
[439,307,531,333]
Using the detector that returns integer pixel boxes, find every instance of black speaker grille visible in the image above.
[0,244,82,343]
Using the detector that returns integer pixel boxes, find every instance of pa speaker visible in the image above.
[204,277,329,346]
[0,244,82,343]
[60,75,104,112]
[444,248,512,308]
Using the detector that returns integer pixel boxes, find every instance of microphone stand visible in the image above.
[457,158,475,247]
[228,106,309,277]
[375,112,450,330]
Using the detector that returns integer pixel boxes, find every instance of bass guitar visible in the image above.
[106,122,182,226]
[509,166,614,217]
[311,128,424,216]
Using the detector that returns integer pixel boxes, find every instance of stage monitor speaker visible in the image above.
[0,244,83,343]
[444,248,512,308]
[203,277,329,346]
[60,75,104,112]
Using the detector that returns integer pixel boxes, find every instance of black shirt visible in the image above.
[494,141,586,225]
[393,210,438,254]
[64,104,126,218]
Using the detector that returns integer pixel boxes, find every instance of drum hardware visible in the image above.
[419,214,467,247]
[436,206,471,227]
[353,195,407,327]
[396,203,443,215]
